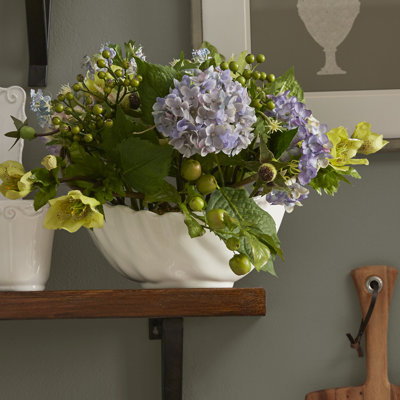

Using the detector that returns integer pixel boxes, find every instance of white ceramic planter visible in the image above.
[0,200,54,291]
[91,199,285,288]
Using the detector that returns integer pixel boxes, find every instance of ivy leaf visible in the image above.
[119,137,173,194]
[135,58,182,124]
[268,128,298,160]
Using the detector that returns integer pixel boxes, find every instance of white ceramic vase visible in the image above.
[90,199,285,288]
[0,200,54,291]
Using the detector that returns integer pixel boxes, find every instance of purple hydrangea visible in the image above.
[266,91,332,186]
[153,66,256,157]
[30,89,52,128]
[192,48,211,63]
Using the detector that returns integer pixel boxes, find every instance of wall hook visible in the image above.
[25,0,51,87]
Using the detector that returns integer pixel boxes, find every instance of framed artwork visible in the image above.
[191,0,400,149]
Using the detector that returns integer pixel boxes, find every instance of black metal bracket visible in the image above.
[149,318,183,400]
[25,0,51,87]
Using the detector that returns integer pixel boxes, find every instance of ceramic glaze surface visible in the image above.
[91,199,285,288]
[0,200,54,290]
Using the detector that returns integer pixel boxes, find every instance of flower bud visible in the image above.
[258,163,277,183]
[41,155,57,171]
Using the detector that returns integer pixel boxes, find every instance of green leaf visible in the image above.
[144,181,180,204]
[201,41,225,62]
[30,167,54,187]
[135,58,182,124]
[268,128,298,160]
[10,116,25,130]
[265,67,304,101]
[310,165,357,195]
[247,234,272,271]
[33,185,56,210]
[4,131,19,138]
[236,51,248,74]
[260,257,277,276]
[119,136,173,194]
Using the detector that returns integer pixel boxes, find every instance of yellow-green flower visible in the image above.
[0,161,32,199]
[351,122,388,155]
[43,190,104,233]
[41,155,58,171]
[327,127,369,171]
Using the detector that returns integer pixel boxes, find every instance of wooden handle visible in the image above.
[351,265,397,396]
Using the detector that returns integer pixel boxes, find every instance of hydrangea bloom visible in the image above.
[30,89,52,128]
[192,48,211,63]
[153,67,256,157]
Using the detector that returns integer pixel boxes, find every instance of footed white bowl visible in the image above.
[90,199,285,288]
[0,200,54,291]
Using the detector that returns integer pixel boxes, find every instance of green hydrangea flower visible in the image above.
[0,161,32,199]
[44,190,104,233]
[351,122,388,155]
[327,127,369,171]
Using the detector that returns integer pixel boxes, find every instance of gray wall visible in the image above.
[1,1,400,399]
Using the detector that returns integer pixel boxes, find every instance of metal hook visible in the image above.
[365,275,383,294]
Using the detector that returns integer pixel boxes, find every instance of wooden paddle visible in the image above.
[305,265,400,400]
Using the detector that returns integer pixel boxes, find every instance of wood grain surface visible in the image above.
[305,265,400,400]
[0,288,266,320]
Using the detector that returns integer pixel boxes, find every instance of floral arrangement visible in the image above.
[0,41,387,276]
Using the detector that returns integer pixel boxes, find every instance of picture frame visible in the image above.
[191,0,400,151]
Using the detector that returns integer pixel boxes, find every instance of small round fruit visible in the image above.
[189,197,205,211]
[57,94,65,102]
[245,54,255,64]
[98,71,106,79]
[104,86,112,94]
[97,59,106,68]
[196,174,217,195]
[136,74,143,82]
[252,70,261,80]
[54,103,64,113]
[131,78,140,87]
[72,83,81,92]
[66,92,74,101]
[220,62,229,71]
[243,69,252,79]
[92,104,103,115]
[181,159,202,181]
[76,74,84,82]
[71,126,80,135]
[83,134,93,143]
[102,50,111,59]
[256,54,266,63]
[115,69,123,77]
[267,73,276,83]
[226,237,240,251]
[122,60,130,69]
[52,116,61,125]
[260,71,267,81]
[229,61,239,73]
[206,209,226,230]
[229,254,252,276]
[19,126,36,140]
[237,76,246,86]
[104,119,113,128]
[266,100,275,110]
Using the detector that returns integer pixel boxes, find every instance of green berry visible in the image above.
[52,116,61,125]
[229,61,239,73]
[122,60,130,69]
[181,159,202,181]
[83,134,93,143]
[97,59,106,68]
[72,83,81,92]
[256,54,266,63]
[237,76,246,86]
[229,254,252,275]
[245,54,255,64]
[57,94,65,102]
[220,62,229,71]
[196,174,217,195]
[73,134,80,142]
[19,126,36,140]
[252,71,261,80]
[54,103,64,113]
[60,124,70,133]
[92,104,103,115]
[71,126,80,135]
[104,119,113,128]
[76,74,84,82]
[267,74,275,83]
[226,237,240,251]
[98,71,106,79]
[66,92,74,101]
[136,74,143,82]
[131,78,140,87]
[260,72,267,81]
[189,197,205,212]
[65,107,73,115]
[252,99,262,110]
[243,69,252,79]
[115,69,123,78]
[206,209,226,230]
[266,100,275,110]
[104,87,112,94]
[102,50,111,59]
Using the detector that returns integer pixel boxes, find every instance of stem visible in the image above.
[214,154,225,186]
[217,185,244,222]
[133,125,156,135]
[35,129,60,137]
[256,110,273,125]
[233,173,258,188]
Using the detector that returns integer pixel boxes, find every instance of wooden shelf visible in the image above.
[0,288,266,320]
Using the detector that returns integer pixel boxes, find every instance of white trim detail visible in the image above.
[202,0,251,57]
[304,90,400,138]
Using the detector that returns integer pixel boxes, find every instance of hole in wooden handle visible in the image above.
[365,275,383,293]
